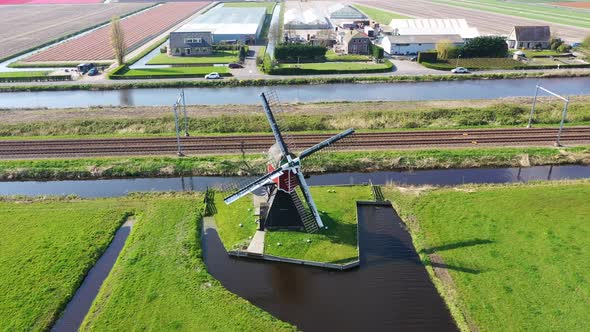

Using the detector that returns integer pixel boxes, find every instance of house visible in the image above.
[507,26,551,49]
[169,31,213,57]
[389,19,479,40]
[381,34,464,55]
[343,31,371,55]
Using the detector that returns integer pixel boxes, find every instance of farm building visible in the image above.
[169,31,213,57]
[284,8,332,30]
[506,26,551,49]
[342,31,371,55]
[381,34,464,55]
[389,19,479,40]
[176,6,266,44]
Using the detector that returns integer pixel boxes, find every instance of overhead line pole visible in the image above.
[526,84,569,146]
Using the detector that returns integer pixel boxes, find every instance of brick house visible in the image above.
[343,31,371,55]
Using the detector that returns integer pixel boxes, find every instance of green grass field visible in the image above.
[353,4,409,24]
[0,71,50,78]
[0,198,133,331]
[384,181,590,331]
[213,186,369,263]
[424,58,524,70]
[81,195,292,331]
[146,51,238,65]
[0,195,292,331]
[433,0,590,29]
[326,49,372,62]
[114,66,230,79]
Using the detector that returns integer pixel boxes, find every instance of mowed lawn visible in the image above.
[0,71,50,78]
[81,196,292,331]
[0,195,292,331]
[0,199,132,331]
[353,4,409,24]
[146,51,239,65]
[116,66,230,78]
[433,0,590,29]
[278,61,392,71]
[385,181,590,331]
[214,186,369,263]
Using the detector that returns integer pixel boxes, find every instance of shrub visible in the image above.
[256,46,266,66]
[459,36,508,58]
[371,44,384,59]
[274,44,327,62]
[418,52,437,63]
[549,36,565,51]
[583,35,590,48]
[557,44,572,53]
[160,46,167,54]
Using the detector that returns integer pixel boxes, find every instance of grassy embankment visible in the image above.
[110,66,231,79]
[433,0,590,29]
[353,4,409,24]
[0,146,588,181]
[147,51,239,65]
[2,99,590,138]
[274,60,393,75]
[212,186,369,263]
[422,57,590,70]
[0,194,293,331]
[383,180,590,331]
[0,71,71,83]
[2,71,589,91]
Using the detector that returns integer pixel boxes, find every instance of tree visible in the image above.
[435,39,458,60]
[110,16,126,66]
[371,44,384,60]
[459,36,508,58]
[557,43,571,53]
[549,36,564,51]
[582,35,590,48]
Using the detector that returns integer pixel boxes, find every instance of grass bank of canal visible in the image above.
[0,146,588,181]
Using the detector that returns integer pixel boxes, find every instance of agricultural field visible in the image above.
[0,0,102,4]
[353,3,409,24]
[0,3,148,60]
[147,51,239,65]
[384,180,590,331]
[0,195,292,331]
[553,2,590,9]
[433,0,590,29]
[213,186,369,263]
[354,0,590,41]
[22,2,209,63]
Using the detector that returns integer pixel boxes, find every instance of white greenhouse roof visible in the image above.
[284,8,330,26]
[177,6,266,35]
[389,19,480,39]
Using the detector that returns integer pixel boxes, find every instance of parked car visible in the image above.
[451,67,470,74]
[87,67,99,76]
[228,63,243,69]
[205,72,222,79]
[77,63,95,74]
[409,56,418,62]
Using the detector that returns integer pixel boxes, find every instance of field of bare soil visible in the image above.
[0,3,148,60]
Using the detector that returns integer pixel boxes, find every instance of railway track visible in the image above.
[1,127,589,159]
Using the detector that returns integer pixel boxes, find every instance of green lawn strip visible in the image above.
[521,50,566,58]
[3,100,590,138]
[112,66,230,79]
[0,198,134,331]
[1,145,588,180]
[212,192,257,251]
[422,58,524,70]
[80,195,293,331]
[353,4,410,24]
[0,71,50,78]
[147,51,239,65]
[433,0,590,29]
[272,60,393,75]
[383,181,590,331]
[326,50,372,62]
[264,186,369,263]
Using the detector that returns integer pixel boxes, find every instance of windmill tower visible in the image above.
[224,92,354,233]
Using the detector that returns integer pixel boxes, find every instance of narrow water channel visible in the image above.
[51,218,135,332]
[1,77,588,108]
[203,204,458,331]
[1,165,588,197]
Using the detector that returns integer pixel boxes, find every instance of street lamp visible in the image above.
[456,54,462,68]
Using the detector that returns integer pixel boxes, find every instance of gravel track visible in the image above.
[355,0,590,41]
[1,127,589,159]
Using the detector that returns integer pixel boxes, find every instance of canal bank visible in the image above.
[0,76,589,108]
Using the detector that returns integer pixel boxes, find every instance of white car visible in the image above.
[451,67,470,74]
[204,72,222,79]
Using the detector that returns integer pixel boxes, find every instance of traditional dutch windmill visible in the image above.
[224,91,354,233]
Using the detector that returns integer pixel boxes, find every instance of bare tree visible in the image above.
[110,16,126,65]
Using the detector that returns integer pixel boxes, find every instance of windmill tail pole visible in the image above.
[299,128,355,160]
